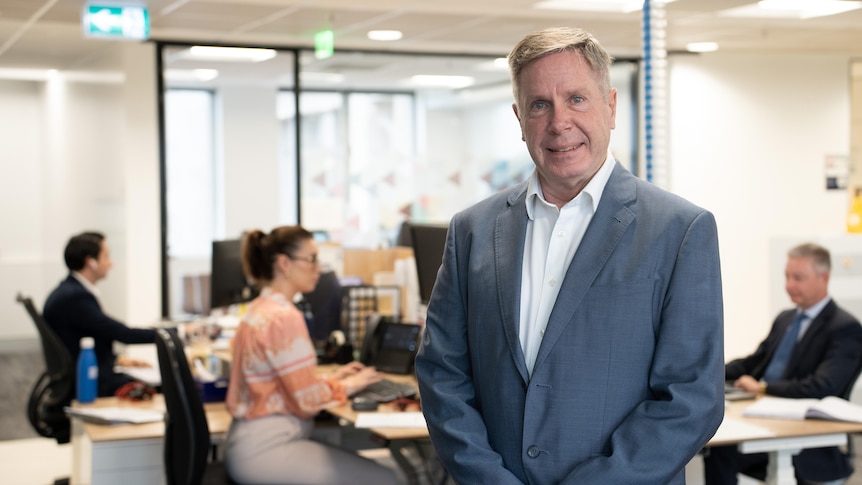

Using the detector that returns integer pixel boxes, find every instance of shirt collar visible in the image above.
[525,149,615,220]
[71,271,100,298]
[800,295,831,320]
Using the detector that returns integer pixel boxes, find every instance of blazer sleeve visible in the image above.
[415,218,526,485]
[69,293,155,344]
[561,209,725,483]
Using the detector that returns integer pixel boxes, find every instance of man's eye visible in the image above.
[532,101,547,110]
[571,96,585,104]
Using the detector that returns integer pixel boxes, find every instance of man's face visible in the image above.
[784,256,829,309]
[513,50,617,204]
[92,240,114,281]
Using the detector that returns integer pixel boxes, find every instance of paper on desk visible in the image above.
[354,412,427,429]
[115,365,162,386]
[65,406,165,425]
[711,417,775,443]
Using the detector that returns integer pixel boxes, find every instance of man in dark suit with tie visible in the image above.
[705,242,862,484]
[43,231,156,397]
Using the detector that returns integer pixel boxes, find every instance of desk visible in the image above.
[707,399,862,485]
[329,395,862,485]
[324,371,433,485]
[70,395,229,485]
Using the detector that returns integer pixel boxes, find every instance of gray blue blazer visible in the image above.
[415,161,725,484]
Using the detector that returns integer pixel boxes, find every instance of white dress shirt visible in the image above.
[797,295,831,340]
[518,151,616,375]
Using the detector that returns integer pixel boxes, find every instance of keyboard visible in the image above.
[353,378,417,403]
[725,385,757,401]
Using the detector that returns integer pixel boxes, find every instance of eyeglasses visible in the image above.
[289,254,319,266]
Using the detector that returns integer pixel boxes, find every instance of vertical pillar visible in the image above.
[642,0,669,187]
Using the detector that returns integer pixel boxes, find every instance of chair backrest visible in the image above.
[17,293,73,382]
[17,293,73,443]
[155,327,211,485]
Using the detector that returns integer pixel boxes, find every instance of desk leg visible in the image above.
[764,449,799,485]
[71,417,92,484]
[388,440,422,485]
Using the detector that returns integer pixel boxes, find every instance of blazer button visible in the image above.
[527,445,541,458]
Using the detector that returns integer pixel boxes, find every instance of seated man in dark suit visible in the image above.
[705,242,862,484]
[43,231,156,397]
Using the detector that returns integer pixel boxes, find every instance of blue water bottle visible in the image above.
[76,337,98,403]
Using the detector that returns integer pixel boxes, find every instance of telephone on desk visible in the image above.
[349,315,421,403]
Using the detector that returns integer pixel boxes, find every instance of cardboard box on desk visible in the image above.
[195,377,228,402]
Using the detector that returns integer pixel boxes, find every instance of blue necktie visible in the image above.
[762,312,806,383]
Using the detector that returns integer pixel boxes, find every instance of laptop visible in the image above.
[725,384,757,401]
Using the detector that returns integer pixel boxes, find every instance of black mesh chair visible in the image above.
[155,327,235,485]
[17,293,73,445]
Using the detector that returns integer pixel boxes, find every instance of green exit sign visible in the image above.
[83,3,150,40]
[315,30,334,60]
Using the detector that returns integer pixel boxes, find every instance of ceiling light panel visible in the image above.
[721,0,862,19]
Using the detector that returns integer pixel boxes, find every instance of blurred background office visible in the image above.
[1,2,862,476]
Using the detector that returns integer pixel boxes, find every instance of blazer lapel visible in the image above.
[495,185,530,381]
[533,163,637,371]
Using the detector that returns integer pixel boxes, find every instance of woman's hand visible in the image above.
[333,361,366,380]
[341,367,384,396]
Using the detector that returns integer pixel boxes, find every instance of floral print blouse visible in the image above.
[225,288,346,420]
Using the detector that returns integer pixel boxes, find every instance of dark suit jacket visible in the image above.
[415,162,725,484]
[43,275,156,397]
[725,299,862,481]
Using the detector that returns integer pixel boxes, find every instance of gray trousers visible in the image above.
[224,414,398,485]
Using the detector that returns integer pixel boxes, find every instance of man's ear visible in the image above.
[88,258,98,270]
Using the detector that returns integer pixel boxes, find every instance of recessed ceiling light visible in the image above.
[722,0,861,19]
[367,30,403,41]
[409,75,475,89]
[686,42,719,53]
[0,68,123,83]
[534,0,675,13]
[184,46,277,62]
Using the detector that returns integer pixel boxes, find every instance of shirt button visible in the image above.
[548,279,557,287]
[557,231,566,237]
[527,445,541,458]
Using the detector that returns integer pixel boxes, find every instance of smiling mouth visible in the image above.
[547,143,582,153]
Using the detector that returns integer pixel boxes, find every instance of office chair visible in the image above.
[16,293,73,445]
[155,327,235,485]
[301,270,343,341]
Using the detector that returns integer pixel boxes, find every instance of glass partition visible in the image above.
[159,44,638,317]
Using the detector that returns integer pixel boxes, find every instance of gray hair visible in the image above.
[788,243,831,274]
[508,27,614,106]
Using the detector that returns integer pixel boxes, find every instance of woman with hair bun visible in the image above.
[224,225,397,484]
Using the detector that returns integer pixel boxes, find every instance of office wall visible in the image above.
[668,52,853,360]
[219,83,282,239]
[0,49,858,361]
[0,43,160,350]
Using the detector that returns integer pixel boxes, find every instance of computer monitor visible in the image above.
[210,239,258,310]
[408,222,449,305]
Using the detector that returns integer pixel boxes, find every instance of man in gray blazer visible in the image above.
[414,27,725,484]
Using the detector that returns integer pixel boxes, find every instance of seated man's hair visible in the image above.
[64,231,105,271]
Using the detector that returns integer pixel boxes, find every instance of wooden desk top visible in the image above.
[707,398,862,447]
[74,395,230,443]
[323,367,428,441]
